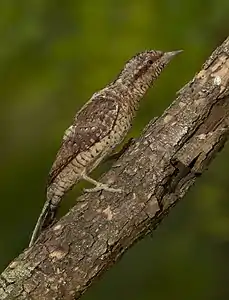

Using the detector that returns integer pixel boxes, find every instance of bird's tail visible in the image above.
[29,198,58,247]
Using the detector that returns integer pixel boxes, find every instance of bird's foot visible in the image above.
[82,173,123,193]
[84,183,122,193]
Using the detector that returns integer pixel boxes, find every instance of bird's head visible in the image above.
[116,50,183,87]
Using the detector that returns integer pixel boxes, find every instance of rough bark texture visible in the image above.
[1,37,229,300]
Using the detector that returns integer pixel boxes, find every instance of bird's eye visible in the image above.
[148,59,153,65]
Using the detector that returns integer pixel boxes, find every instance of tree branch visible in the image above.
[1,37,229,300]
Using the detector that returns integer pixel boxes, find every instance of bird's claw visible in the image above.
[84,183,122,193]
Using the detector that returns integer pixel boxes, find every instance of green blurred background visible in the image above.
[1,0,229,299]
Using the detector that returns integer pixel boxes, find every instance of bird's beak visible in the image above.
[164,50,183,61]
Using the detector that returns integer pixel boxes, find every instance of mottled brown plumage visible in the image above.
[29,49,182,246]
[48,97,119,184]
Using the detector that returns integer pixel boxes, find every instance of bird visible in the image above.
[29,49,182,247]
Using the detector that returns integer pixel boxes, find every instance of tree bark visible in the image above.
[1,37,229,300]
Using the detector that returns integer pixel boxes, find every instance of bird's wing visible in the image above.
[48,96,119,185]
